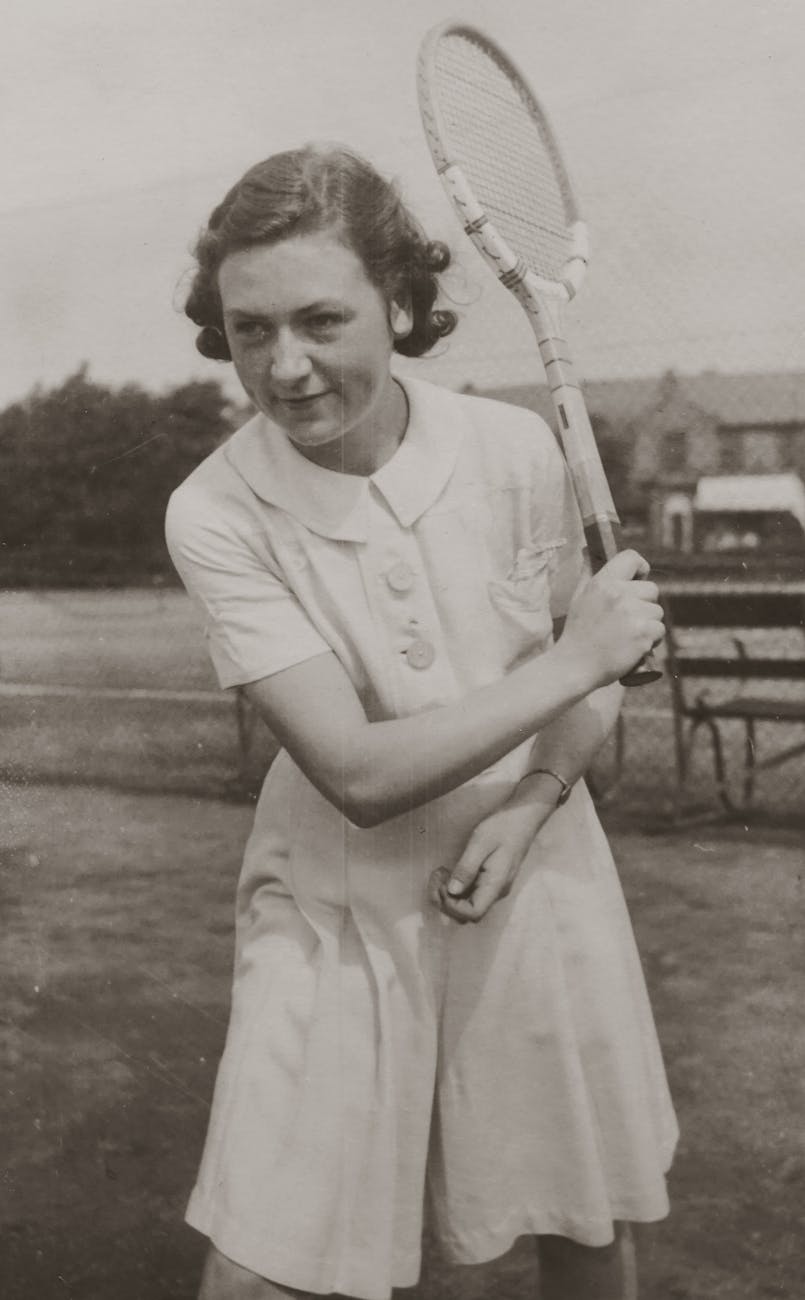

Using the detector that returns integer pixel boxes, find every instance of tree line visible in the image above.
[0,367,636,589]
[0,367,239,587]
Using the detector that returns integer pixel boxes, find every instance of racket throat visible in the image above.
[584,518,623,572]
[534,357,621,558]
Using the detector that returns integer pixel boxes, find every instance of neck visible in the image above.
[298,377,408,476]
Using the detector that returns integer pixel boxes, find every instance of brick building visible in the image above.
[478,370,805,550]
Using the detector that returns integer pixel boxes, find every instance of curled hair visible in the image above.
[184,145,457,361]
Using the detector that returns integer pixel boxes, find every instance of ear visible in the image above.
[389,302,413,339]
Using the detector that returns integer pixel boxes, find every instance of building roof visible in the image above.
[694,473,805,530]
[477,370,805,430]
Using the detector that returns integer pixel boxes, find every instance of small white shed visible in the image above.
[693,473,805,550]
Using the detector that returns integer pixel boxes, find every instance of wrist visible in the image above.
[484,795,552,859]
[518,767,574,807]
[536,638,600,701]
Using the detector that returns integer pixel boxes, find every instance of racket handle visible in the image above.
[620,647,663,688]
[583,521,664,688]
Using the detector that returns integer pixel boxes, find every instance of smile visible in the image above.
[275,392,330,408]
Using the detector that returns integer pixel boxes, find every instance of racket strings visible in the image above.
[432,34,572,280]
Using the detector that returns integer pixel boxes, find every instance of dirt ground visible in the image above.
[2,780,804,1300]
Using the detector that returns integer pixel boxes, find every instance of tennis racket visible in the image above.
[417,21,661,685]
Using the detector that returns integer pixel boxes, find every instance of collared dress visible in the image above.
[165,377,678,1300]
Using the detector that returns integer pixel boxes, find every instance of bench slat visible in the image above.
[689,697,805,722]
[673,657,805,679]
[659,584,805,811]
[664,592,805,628]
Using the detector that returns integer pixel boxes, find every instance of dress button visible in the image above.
[386,562,415,593]
[405,639,435,670]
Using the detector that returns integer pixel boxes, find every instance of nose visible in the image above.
[270,329,312,385]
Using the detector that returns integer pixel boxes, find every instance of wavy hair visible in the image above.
[185,145,457,361]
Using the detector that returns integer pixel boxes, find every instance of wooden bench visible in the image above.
[662,582,805,815]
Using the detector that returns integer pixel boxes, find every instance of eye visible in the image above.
[305,311,343,336]
[233,319,271,343]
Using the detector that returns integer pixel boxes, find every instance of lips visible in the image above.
[274,391,329,407]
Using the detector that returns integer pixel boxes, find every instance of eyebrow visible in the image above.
[224,299,346,321]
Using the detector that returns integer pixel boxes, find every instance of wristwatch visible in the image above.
[524,767,574,806]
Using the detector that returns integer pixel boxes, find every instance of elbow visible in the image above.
[332,769,403,830]
[285,750,402,829]
[340,785,397,829]
[341,800,388,830]
[303,744,413,829]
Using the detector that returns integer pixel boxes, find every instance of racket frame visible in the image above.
[417,20,661,685]
[418,21,589,301]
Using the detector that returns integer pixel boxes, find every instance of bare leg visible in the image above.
[198,1244,313,1300]
[536,1222,637,1300]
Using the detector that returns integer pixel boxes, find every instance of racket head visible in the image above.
[417,21,588,298]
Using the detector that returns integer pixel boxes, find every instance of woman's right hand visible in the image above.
[559,550,664,689]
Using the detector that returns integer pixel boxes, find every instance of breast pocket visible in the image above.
[488,542,564,669]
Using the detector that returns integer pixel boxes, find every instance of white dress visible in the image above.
[166,377,678,1300]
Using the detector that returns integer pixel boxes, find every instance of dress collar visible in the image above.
[223,377,465,542]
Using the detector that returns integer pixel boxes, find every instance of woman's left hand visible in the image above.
[429,800,549,924]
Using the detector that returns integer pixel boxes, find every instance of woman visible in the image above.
[166,144,677,1300]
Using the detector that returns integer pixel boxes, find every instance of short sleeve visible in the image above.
[530,425,588,620]
[165,486,331,689]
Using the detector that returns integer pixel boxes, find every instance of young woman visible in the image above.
[166,144,677,1300]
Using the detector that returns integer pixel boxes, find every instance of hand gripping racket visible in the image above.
[417,21,661,685]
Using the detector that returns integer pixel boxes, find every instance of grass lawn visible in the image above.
[2,782,804,1300]
[0,590,216,692]
[2,588,805,817]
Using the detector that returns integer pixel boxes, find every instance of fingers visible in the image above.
[592,566,665,647]
[631,609,665,657]
[428,866,473,923]
[593,570,660,611]
[628,579,660,603]
[442,848,512,922]
[638,602,665,628]
[428,865,451,907]
[429,865,476,918]
[562,549,665,688]
[597,548,651,581]
[442,831,490,901]
[430,850,513,924]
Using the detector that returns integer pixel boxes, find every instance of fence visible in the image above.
[1,588,803,826]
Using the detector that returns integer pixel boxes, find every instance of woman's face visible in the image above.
[218,230,404,458]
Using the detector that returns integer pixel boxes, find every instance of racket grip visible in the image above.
[583,523,664,688]
[620,567,664,685]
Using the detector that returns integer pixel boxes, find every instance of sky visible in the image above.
[2,0,804,408]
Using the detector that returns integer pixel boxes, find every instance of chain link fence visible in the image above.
[2,577,803,826]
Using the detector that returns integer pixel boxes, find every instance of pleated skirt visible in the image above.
[186,751,678,1300]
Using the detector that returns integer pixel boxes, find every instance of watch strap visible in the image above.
[524,767,574,806]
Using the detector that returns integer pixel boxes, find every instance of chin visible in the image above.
[285,425,344,449]
[278,408,350,445]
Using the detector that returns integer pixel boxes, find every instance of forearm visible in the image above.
[247,641,597,828]
[245,547,662,829]
[525,683,623,785]
[434,688,623,921]
[472,684,623,842]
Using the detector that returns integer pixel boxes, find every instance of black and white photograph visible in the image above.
[2,2,804,1298]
